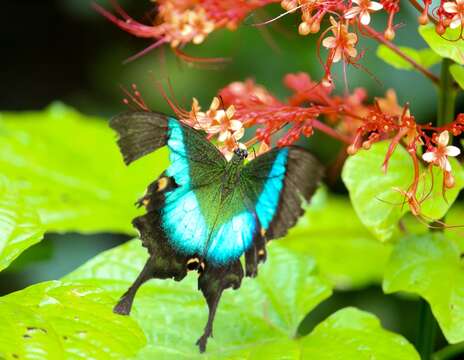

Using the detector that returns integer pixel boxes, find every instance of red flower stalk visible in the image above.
[93,0,278,61]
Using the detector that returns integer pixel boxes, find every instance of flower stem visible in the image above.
[363,25,440,85]
[437,58,456,127]
[416,58,457,360]
[416,299,438,360]
[407,0,438,24]
[432,342,464,360]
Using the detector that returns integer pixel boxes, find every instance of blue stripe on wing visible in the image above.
[255,148,288,229]
[162,190,208,255]
[161,118,207,255]
[165,118,190,186]
[206,211,256,265]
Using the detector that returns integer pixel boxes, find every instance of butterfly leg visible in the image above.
[114,212,190,315]
[113,254,156,315]
[196,260,244,353]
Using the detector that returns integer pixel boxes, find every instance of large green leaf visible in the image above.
[299,307,419,359]
[383,233,464,343]
[418,158,464,219]
[0,281,146,359]
[65,239,332,358]
[342,141,412,241]
[342,141,463,241]
[376,45,441,70]
[65,240,418,359]
[419,25,464,65]
[0,176,44,272]
[283,191,391,289]
[0,103,168,234]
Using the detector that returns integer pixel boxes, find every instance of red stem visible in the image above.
[362,25,440,85]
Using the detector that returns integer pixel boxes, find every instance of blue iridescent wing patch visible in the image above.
[109,111,323,353]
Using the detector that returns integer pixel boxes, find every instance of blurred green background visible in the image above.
[2,0,460,349]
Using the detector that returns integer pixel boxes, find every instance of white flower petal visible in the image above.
[207,125,222,134]
[449,16,462,29]
[344,7,361,19]
[369,1,383,11]
[360,11,371,25]
[346,47,358,58]
[438,130,450,146]
[233,127,245,140]
[322,36,337,49]
[444,158,452,172]
[332,48,342,62]
[422,151,437,163]
[443,2,458,13]
[445,145,461,157]
[229,119,242,131]
[217,130,230,142]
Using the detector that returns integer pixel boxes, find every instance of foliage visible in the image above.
[0,281,145,359]
[64,239,418,359]
[384,233,464,344]
[0,103,168,236]
[3,0,464,358]
[0,176,44,272]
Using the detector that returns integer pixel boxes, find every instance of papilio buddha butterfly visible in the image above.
[109,111,323,352]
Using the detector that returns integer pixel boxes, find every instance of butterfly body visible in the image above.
[109,111,323,352]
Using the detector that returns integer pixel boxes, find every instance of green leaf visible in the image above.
[65,240,417,358]
[299,307,420,360]
[0,103,169,234]
[419,25,464,65]
[0,281,146,359]
[418,158,464,219]
[342,141,411,241]
[283,191,392,289]
[342,141,464,241]
[376,45,441,70]
[445,202,464,251]
[383,233,464,343]
[65,239,332,357]
[450,64,464,90]
[0,176,44,272]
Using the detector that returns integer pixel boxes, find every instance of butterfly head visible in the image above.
[233,147,248,160]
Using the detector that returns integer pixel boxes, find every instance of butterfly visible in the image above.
[109,111,323,352]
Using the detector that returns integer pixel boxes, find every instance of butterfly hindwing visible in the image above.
[242,146,323,240]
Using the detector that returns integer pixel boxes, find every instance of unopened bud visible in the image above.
[362,140,372,150]
[445,171,455,188]
[418,13,428,25]
[298,22,311,35]
[435,23,446,35]
[347,144,358,155]
[384,28,395,40]
[310,21,321,33]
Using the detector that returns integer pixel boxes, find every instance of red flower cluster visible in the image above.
[135,72,460,217]
[93,0,278,61]
[106,1,464,219]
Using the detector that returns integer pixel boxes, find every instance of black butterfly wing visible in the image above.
[240,146,323,274]
[110,111,226,184]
